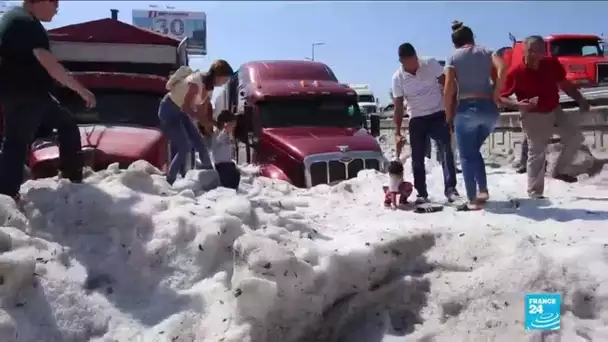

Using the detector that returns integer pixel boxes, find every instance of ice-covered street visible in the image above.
[0,141,608,342]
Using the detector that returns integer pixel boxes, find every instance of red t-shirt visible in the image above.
[500,58,566,113]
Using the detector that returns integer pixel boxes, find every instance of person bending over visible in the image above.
[159,60,233,184]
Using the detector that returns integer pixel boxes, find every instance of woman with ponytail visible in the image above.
[443,21,506,211]
[159,59,234,184]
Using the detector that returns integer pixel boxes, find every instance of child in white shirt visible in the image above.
[212,111,240,190]
[383,160,413,210]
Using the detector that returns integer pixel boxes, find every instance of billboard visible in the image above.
[132,9,206,56]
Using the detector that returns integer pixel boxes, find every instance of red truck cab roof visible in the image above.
[240,60,357,100]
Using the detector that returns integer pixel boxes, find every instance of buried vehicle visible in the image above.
[214,60,387,188]
[0,13,189,179]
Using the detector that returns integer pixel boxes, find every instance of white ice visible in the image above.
[0,137,607,342]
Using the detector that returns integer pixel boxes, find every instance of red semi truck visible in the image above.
[215,60,387,188]
[0,13,189,179]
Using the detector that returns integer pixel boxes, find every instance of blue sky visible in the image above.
[32,1,608,105]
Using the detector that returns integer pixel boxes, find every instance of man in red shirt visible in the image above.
[500,35,603,198]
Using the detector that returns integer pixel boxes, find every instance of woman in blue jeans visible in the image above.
[443,21,506,211]
[159,59,233,184]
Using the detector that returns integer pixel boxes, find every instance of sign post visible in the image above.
[132,9,207,56]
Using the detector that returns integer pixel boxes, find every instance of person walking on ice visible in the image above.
[158,60,233,185]
[391,43,460,205]
[499,35,604,199]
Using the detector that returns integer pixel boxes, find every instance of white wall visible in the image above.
[50,41,177,65]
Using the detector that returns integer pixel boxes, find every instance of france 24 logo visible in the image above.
[525,293,561,330]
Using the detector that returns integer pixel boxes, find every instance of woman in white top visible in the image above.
[159,59,233,184]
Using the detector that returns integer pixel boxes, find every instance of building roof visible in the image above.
[48,18,180,46]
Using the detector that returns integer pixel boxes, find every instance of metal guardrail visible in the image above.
[375,85,608,117]
[378,105,608,131]
[560,85,608,103]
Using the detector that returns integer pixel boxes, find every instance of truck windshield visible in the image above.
[259,98,363,128]
[551,38,603,57]
[54,89,162,127]
[358,95,375,103]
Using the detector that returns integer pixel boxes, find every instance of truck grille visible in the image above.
[309,158,381,186]
[597,63,608,84]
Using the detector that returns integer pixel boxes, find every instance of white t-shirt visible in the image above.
[391,58,444,118]
[169,72,206,108]
[387,175,402,193]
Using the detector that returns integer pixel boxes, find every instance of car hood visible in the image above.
[32,124,163,162]
[263,126,380,158]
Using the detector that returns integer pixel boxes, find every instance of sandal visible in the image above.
[456,201,484,212]
[477,191,490,203]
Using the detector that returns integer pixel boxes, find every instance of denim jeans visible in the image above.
[409,110,458,198]
[453,98,499,201]
[158,95,212,184]
[0,93,83,197]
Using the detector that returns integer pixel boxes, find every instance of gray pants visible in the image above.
[521,108,584,196]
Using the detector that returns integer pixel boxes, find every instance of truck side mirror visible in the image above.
[369,113,380,137]
[235,106,254,143]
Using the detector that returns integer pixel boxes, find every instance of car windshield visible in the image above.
[358,94,375,103]
[551,38,603,57]
[54,88,162,127]
[259,98,364,128]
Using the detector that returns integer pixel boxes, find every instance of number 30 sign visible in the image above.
[132,9,207,56]
[153,18,185,36]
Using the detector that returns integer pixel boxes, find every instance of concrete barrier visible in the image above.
[379,106,608,154]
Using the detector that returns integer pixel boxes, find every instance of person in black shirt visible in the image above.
[0,0,96,200]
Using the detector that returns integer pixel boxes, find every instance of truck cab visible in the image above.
[1,14,189,179]
[348,84,378,116]
[215,60,386,188]
[500,34,608,87]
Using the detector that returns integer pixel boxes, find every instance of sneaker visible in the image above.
[516,166,527,174]
[414,196,429,205]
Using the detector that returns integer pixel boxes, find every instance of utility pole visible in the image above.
[311,42,325,61]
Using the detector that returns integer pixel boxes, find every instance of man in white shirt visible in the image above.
[392,43,459,203]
